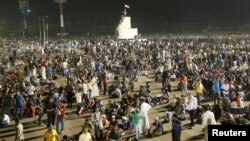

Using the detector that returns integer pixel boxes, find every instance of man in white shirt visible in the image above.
[82,80,88,100]
[186,93,198,129]
[140,98,152,134]
[202,105,217,141]
[75,90,82,115]
[15,118,24,141]
[25,82,36,104]
[221,80,230,97]
[62,60,68,76]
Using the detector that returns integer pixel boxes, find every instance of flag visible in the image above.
[124,4,130,9]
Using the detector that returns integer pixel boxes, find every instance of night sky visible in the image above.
[1,0,250,29]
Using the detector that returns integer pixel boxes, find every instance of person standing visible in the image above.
[162,68,168,89]
[82,80,89,103]
[101,70,108,96]
[132,109,142,141]
[36,94,44,125]
[140,98,152,134]
[91,108,102,140]
[75,89,82,116]
[213,78,220,105]
[180,74,188,96]
[45,97,57,126]
[221,80,230,97]
[65,84,74,108]
[56,101,66,134]
[171,114,181,141]
[15,118,24,141]
[202,105,217,141]
[2,92,12,117]
[25,82,36,104]
[15,91,25,119]
[194,78,206,105]
[186,93,198,129]
[91,74,100,98]
[62,60,68,76]
[44,124,60,141]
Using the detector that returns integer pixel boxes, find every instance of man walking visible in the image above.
[15,118,24,141]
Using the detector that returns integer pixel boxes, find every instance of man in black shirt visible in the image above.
[45,97,57,126]
[108,124,121,141]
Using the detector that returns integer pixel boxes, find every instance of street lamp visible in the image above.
[19,0,30,40]
[45,16,49,43]
[54,0,67,37]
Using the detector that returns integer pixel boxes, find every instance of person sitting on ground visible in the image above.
[180,95,188,108]
[105,100,113,113]
[244,104,250,120]
[0,112,10,126]
[221,96,231,111]
[79,126,92,141]
[121,116,131,130]
[148,117,164,137]
[62,135,73,141]
[101,114,110,129]
[82,119,94,134]
[161,91,170,103]
[174,101,185,116]
[109,115,119,130]
[237,86,245,100]
[23,102,36,118]
[220,110,235,125]
[233,93,244,108]
[212,104,223,121]
[112,86,122,98]
[106,124,122,141]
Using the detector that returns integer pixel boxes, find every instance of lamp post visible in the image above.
[19,0,30,40]
[54,0,67,37]
[42,16,46,46]
[45,16,49,43]
[39,17,42,45]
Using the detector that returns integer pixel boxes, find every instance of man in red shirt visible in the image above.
[102,70,108,95]
[56,101,66,134]
[180,74,188,96]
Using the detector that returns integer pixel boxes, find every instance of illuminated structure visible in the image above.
[116,5,138,40]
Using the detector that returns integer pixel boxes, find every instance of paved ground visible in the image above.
[0,69,208,141]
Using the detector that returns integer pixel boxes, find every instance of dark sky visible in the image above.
[1,0,250,27]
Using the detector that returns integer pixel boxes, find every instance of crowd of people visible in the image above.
[0,36,250,141]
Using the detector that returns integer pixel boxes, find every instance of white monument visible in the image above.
[116,5,138,40]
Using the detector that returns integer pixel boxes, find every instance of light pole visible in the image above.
[19,0,30,40]
[39,17,42,45]
[54,0,67,37]
[45,16,49,43]
[43,16,46,46]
